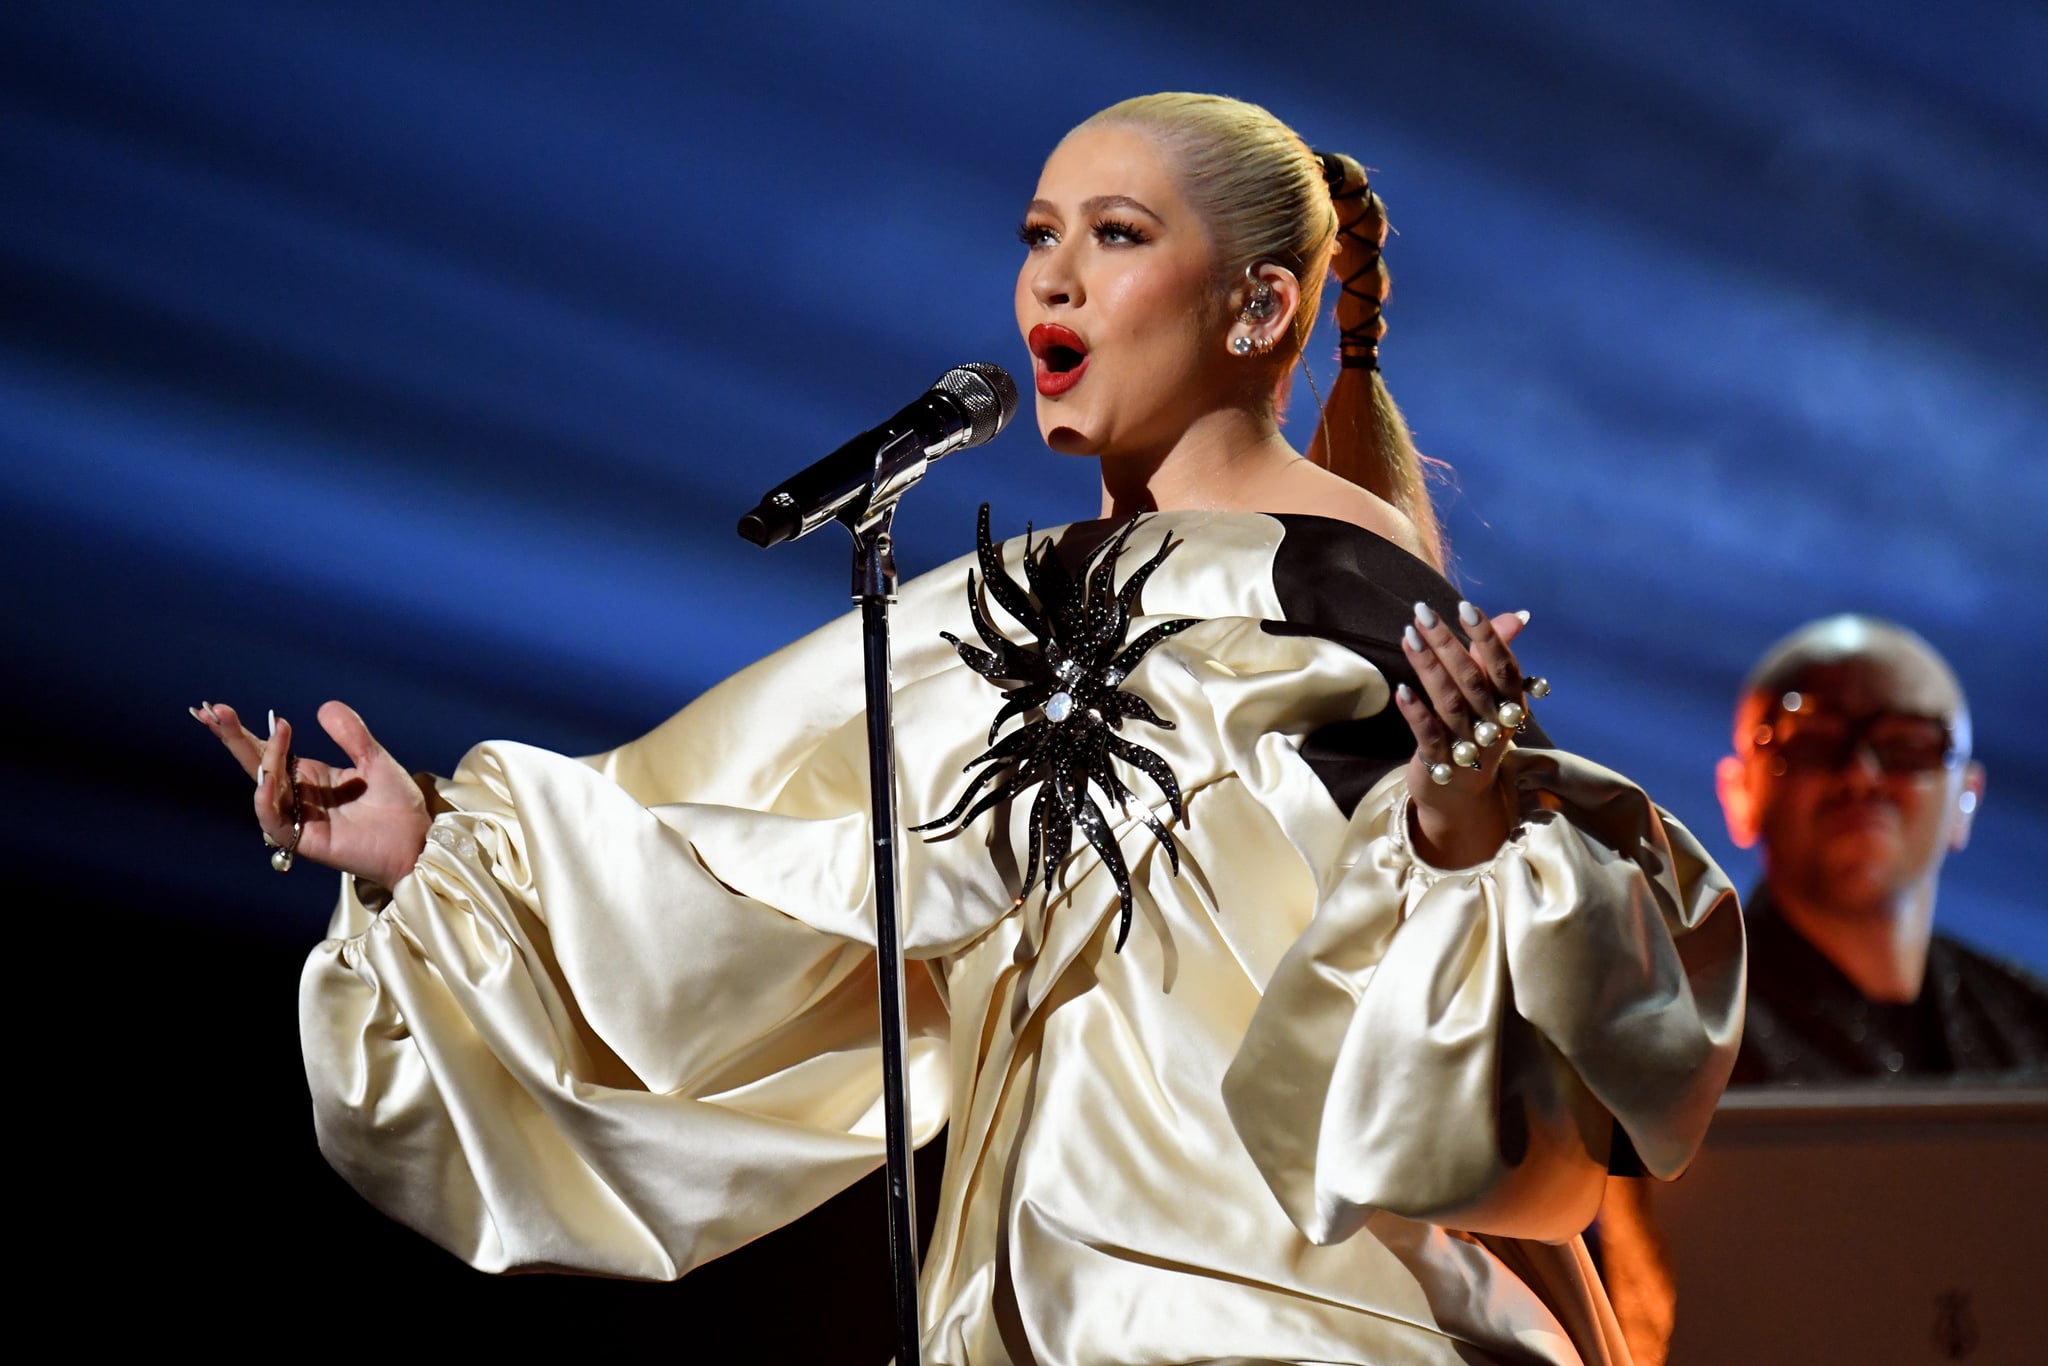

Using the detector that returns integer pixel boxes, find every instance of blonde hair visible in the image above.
[1079,93,1445,568]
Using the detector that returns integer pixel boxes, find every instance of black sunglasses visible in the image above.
[1750,700,1958,776]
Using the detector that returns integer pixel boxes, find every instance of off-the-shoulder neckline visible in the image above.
[1037,507,1444,584]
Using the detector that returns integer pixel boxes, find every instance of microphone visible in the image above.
[738,362,1019,548]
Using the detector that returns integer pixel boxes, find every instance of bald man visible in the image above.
[1717,615,2047,1083]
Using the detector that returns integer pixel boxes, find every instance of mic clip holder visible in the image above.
[841,419,965,599]
[856,420,968,546]
[841,419,953,600]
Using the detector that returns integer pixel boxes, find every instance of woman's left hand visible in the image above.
[1394,600,1532,867]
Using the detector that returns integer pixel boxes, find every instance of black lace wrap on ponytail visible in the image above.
[1314,150,1388,372]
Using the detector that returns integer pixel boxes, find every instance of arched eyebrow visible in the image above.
[1025,194,1164,222]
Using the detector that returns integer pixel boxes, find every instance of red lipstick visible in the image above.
[1028,323,1089,397]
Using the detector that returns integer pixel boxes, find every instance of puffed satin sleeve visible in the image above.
[298,611,954,1279]
[1221,747,1744,1246]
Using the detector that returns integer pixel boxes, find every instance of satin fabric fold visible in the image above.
[1219,752,1745,1248]
[299,509,1742,1364]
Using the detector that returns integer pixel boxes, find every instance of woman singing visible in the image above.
[194,93,1742,1364]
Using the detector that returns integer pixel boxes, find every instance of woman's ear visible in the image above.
[1229,261,1303,357]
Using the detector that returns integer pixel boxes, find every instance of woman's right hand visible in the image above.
[192,700,432,891]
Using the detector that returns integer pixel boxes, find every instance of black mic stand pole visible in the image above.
[815,423,953,1366]
[849,505,924,1366]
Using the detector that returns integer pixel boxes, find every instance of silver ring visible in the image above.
[1472,719,1503,748]
[1496,700,1527,730]
[1452,739,1482,770]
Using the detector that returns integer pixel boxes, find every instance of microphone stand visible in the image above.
[850,510,923,1366]
[752,432,937,1364]
[743,365,1015,1365]
[839,509,921,1366]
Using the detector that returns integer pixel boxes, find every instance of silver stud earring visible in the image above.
[1231,336,1254,356]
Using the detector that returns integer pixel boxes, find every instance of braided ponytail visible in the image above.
[1306,152,1445,569]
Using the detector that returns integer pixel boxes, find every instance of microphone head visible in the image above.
[934,362,1019,450]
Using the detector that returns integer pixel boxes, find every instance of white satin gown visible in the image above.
[298,509,1744,1365]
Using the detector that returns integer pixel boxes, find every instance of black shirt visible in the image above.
[1732,887,2048,1086]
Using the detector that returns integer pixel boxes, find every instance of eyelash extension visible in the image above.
[1015,218,1150,248]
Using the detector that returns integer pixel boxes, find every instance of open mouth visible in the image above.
[1028,323,1089,396]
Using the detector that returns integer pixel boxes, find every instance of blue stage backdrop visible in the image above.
[5,0,2044,982]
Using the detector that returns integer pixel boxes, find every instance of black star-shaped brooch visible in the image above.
[913,504,1197,950]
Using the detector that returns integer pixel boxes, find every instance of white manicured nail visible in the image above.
[1396,682,1415,703]
[268,709,276,738]
[188,706,205,722]
[1457,600,1482,627]
[1515,610,1532,625]
[256,766,267,788]
[1413,601,1438,628]
[1404,625,1423,651]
